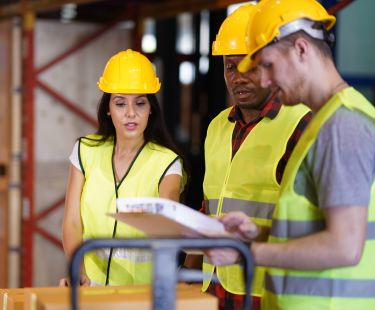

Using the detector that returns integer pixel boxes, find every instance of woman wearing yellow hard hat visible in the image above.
[60,49,188,286]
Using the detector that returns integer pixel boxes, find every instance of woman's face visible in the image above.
[108,93,151,141]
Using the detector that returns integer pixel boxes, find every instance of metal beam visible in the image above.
[36,9,132,75]
[327,0,356,15]
[1,0,356,21]
[33,196,65,222]
[1,0,251,20]
[139,0,248,19]
[34,226,63,249]
[36,79,97,126]
[0,0,101,19]
[22,10,35,288]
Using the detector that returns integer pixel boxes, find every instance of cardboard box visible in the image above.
[2,284,217,310]
[1,288,26,310]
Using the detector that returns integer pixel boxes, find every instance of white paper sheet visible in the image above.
[109,197,230,238]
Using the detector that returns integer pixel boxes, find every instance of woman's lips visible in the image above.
[124,122,137,130]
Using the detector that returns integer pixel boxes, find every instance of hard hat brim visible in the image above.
[238,54,253,73]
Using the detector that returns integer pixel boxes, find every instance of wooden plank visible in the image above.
[0,284,217,310]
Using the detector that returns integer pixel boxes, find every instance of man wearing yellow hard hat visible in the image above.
[201,3,310,309]
[207,0,375,309]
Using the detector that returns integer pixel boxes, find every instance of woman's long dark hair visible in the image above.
[90,92,190,198]
[95,92,178,155]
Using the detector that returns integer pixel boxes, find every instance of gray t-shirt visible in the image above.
[295,107,375,208]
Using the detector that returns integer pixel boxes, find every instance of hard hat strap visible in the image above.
[272,18,335,46]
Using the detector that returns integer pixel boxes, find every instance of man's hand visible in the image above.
[205,212,258,266]
[205,247,242,266]
[219,211,259,241]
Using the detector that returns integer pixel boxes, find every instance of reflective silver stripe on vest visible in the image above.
[266,273,375,298]
[95,248,152,263]
[366,222,375,239]
[271,220,375,239]
[205,199,219,215]
[205,198,275,219]
[270,219,325,238]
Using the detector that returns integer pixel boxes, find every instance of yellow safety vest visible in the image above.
[79,134,180,285]
[202,104,310,296]
[264,88,375,309]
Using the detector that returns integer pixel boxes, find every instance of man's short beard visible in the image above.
[236,101,265,110]
[237,103,255,109]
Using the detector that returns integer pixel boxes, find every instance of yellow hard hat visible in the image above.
[212,3,257,56]
[238,0,336,72]
[97,49,161,94]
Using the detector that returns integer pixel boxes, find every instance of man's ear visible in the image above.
[294,37,309,61]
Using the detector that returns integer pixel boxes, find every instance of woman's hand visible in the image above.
[59,273,91,287]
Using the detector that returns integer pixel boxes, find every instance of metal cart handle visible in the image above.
[69,237,254,310]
